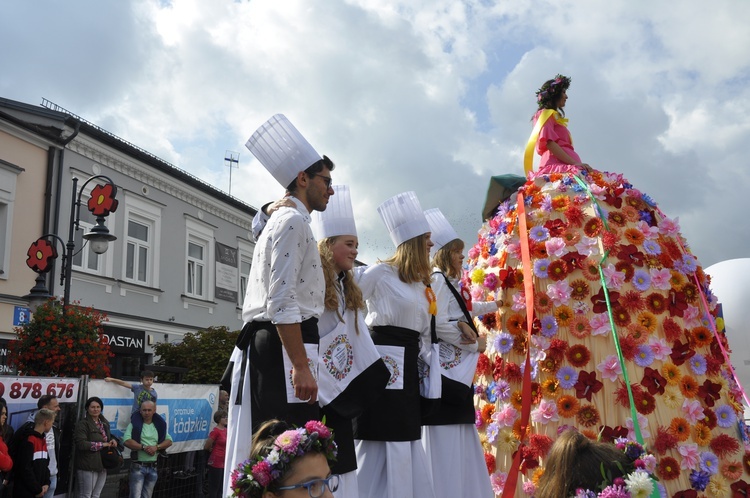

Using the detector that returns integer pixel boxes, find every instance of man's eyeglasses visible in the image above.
[309,172,333,188]
[276,474,340,497]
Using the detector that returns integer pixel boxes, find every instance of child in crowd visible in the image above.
[105,371,157,414]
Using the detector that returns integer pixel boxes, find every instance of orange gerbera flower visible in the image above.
[541,379,560,398]
[626,324,650,345]
[669,270,687,288]
[721,461,743,481]
[557,395,580,418]
[679,375,699,398]
[691,326,713,348]
[682,282,699,304]
[669,417,691,442]
[554,305,574,327]
[551,195,570,211]
[693,423,711,446]
[636,311,658,332]
[620,290,645,313]
[547,260,568,281]
[645,293,667,315]
[661,363,682,385]
[576,404,600,427]
[566,344,591,367]
[510,390,523,410]
[535,293,553,313]
[531,467,545,485]
[612,306,631,327]
[607,211,626,227]
[583,218,603,238]
[581,258,600,281]
[506,313,526,336]
[540,355,561,374]
[531,243,548,260]
[623,228,645,246]
[481,404,495,425]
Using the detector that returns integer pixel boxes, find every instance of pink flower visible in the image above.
[545,237,566,258]
[251,460,273,487]
[659,216,680,236]
[487,256,500,268]
[602,264,626,289]
[493,403,519,428]
[468,246,480,260]
[590,313,611,336]
[648,338,671,361]
[626,414,650,440]
[274,430,301,453]
[490,471,507,495]
[650,268,672,290]
[682,399,706,424]
[682,304,700,328]
[574,236,598,256]
[511,291,526,312]
[546,280,572,306]
[523,480,537,495]
[304,420,331,439]
[507,242,522,260]
[470,285,484,301]
[636,221,659,240]
[679,443,700,470]
[597,355,622,382]
[531,399,559,424]
[484,273,498,291]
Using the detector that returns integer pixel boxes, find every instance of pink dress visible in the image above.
[532,109,581,177]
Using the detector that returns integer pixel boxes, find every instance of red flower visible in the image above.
[668,289,688,318]
[484,452,496,474]
[26,238,58,273]
[565,205,584,226]
[614,381,642,407]
[634,390,656,415]
[657,456,680,480]
[662,317,684,343]
[603,193,623,209]
[476,353,491,377]
[703,408,717,429]
[645,292,667,315]
[617,244,645,267]
[710,434,741,458]
[560,251,585,271]
[641,367,667,396]
[654,425,678,454]
[602,231,619,252]
[574,370,603,402]
[566,345,591,368]
[598,425,629,443]
[698,379,722,407]
[583,218,603,238]
[591,287,620,314]
[544,219,566,237]
[88,183,119,216]
[529,434,553,457]
[518,445,539,473]
[547,260,568,281]
[670,339,695,366]
[730,480,749,497]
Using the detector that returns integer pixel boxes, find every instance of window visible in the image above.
[0,160,22,279]
[184,216,214,301]
[186,239,206,298]
[239,256,251,305]
[126,217,151,283]
[122,194,161,288]
[72,192,111,274]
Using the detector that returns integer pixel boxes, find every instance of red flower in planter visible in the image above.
[88,183,119,216]
[26,239,58,273]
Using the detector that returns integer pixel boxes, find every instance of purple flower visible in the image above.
[689,469,710,490]
[540,315,558,338]
[557,366,578,389]
[533,259,550,278]
[494,333,514,354]
[529,226,550,242]
[633,345,654,367]
[714,404,737,428]
[699,451,719,475]
[642,240,661,255]
[631,269,651,292]
[688,353,707,376]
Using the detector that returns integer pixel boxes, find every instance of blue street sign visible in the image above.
[13,306,31,326]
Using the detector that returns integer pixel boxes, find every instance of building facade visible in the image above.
[0,97,256,378]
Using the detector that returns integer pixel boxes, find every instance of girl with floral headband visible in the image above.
[230,419,339,498]
[466,75,750,496]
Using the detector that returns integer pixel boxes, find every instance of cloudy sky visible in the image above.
[2,0,749,269]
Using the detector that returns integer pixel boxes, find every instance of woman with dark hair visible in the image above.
[74,397,116,498]
[467,74,750,496]
[229,419,338,498]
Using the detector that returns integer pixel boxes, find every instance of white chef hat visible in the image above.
[424,208,460,256]
[377,191,430,248]
[245,114,322,188]
[312,185,357,240]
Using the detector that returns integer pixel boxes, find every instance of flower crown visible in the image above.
[230,420,338,498]
[536,74,571,109]
[573,438,657,498]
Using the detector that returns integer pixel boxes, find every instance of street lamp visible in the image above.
[25,175,119,308]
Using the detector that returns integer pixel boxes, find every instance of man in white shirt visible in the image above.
[224,116,334,493]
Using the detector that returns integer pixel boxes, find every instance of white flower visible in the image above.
[266,449,280,465]
[625,470,653,498]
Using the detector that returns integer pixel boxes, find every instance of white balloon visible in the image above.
[705,258,750,415]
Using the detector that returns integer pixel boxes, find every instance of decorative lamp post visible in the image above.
[25,175,119,309]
